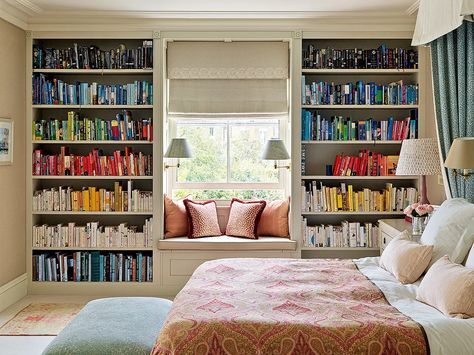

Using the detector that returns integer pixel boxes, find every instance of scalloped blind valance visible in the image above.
[167,41,289,114]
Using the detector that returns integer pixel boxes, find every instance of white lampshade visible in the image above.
[261,139,290,160]
[396,138,441,176]
[445,137,474,169]
[164,138,192,159]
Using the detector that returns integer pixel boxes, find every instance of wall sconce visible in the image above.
[164,138,192,169]
[444,137,474,179]
[261,138,291,170]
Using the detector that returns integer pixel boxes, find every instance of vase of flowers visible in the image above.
[403,203,434,235]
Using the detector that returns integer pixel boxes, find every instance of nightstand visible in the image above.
[378,219,414,254]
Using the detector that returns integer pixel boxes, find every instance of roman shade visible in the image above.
[167,41,289,114]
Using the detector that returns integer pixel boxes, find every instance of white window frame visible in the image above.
[166,114,289,196]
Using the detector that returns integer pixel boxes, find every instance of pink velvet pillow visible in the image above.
[417,255,474,318]
[379,231,433,284]
[183,199,222,238]
[163,195,189,238]
[257,199,289,237]
[226,198,266,239]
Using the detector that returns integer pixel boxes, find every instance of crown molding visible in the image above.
[6,0,42,15]
[406,0,420,15]
[0,0,29,29]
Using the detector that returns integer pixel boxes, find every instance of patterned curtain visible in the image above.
[431,21,474,203]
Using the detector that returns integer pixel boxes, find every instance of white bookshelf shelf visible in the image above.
[32,176,153,180]
[32,211,153,215]
[301,175,417,180]
[302,140,403,145]
[301,69,419,75]
[301,211,405,215]
[32,104,153,109]
[32,247,153,251]
[302,104,419,109]
[33,69,153,75]
[301,247,380,251]
[32,140,153,145]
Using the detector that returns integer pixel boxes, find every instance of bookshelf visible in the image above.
[26,34,162,295]
[296,38,424,259]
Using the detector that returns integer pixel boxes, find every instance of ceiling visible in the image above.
[6,0,419,17]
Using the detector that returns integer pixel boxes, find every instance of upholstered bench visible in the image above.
[42,297,172,355]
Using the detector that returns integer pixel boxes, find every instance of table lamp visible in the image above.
[164,138,192,169]
[261,138,290,170]
[444,137,474,179]
[396,138,441,204]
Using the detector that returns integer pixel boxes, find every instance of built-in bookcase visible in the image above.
[26,34,162,295]
[297,38,423,259]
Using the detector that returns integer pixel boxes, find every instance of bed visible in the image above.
[150,257,474,355]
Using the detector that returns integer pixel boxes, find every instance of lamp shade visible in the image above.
[445,137,474,169]
[396,138,441,176]
[164,138,192,159]
[261,139,290,160]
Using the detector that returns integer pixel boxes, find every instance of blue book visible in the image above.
[387,117,394,140]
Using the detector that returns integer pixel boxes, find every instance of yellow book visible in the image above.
[337,193,343,211]
[330,187,338,212]
[82,190,90,211]
[348,185,354,212]
[354,192,359,212]
[90,187,96,211]
[67,111,74,140]
[95,191,100,211]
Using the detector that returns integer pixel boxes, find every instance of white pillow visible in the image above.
[466,244,474,268]
[420,198,474,267]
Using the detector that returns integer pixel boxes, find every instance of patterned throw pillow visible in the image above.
[183,199,222,238]
[225,198,266,239]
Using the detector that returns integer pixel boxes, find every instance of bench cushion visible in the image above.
[42,297,172,355]
[158,235,297,251]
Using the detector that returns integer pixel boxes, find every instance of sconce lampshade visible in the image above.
[444,137,474,169]
[164,138,192,159]
[261,139,290,161]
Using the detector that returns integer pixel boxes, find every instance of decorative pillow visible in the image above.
[164,195,190,238]
[417,255,474,318]
[257,199,290,237]
[379,231,434,284]
[183,199,221,238]
[225,198,266,239]
[420,198,474,267]
[465,244,474,268]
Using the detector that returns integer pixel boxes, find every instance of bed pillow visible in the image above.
[257,199,290,237]
[164,195,190,238]
[465,244,474,268]
[379,231,433,284]
[420,198,474,267]
[183,199,222,238]
[417,255,474,318]
[226,198,266,239]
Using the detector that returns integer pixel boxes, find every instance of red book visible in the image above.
[333,154,342,176]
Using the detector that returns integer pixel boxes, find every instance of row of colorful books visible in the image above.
[33,111,153,142]
[332,150,399,176]
[301,220,380,248]
[302,45,417,69]
[301,110,418,141]
[32,251,153,282]
[301,181,418,212]
[32,220,153,249]
[32,75,153,105]
[33,41,153,70]
[301,78,418,106]
[33,184,152,212]
[32,148,152,176]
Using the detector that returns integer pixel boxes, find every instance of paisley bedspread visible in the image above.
[152,258,428,355]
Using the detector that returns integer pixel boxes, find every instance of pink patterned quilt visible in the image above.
[152,258,428,355]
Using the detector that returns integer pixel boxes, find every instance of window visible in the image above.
[170,118,286,200]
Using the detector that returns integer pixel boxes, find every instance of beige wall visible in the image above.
[424,49,447,205]
[0,18,25,286]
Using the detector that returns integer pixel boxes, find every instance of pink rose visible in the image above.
[404,206,413,215]
[415,205,428,216]
[411,202,420,209]
[426,205,434,213]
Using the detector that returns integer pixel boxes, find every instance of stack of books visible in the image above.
[32,147,152,176]
[33,111,153,142]
[301,110,418,141]
[33,75,153,105]
[331,150,399,176]
[32,219,153,249]
[301,78,418,105]
[32,251,153,282]
[33,41,153,69]
[301,220,379,248]
[301,182,418,212]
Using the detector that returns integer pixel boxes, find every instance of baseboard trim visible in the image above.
[0,274,27,313]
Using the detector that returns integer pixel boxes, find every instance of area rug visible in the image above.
[0,303,84,336]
